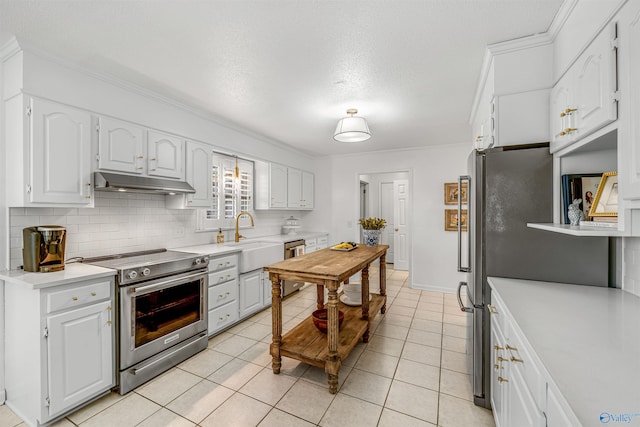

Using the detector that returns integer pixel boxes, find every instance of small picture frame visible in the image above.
[445,209,468,231]
[444,182,468,205]
[589,172,618,217]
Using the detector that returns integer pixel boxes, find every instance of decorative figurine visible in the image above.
[568,199,585,226]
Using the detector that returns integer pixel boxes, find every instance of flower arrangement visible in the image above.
[359,217,387,230]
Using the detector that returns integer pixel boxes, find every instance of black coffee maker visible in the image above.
[23,226,67,272]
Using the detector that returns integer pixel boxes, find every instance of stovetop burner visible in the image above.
[82,248,209,286]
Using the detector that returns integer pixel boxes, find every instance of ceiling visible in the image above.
[0,0,563,157]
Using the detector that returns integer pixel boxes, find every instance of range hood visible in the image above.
[94,172,195,195]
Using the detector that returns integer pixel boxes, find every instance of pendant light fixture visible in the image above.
[333,108,371,142]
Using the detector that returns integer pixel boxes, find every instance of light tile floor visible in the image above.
[0,267,495,427]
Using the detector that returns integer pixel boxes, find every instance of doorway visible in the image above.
[358,172,410,271]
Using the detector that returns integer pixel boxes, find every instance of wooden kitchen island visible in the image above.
[264,244,388,393]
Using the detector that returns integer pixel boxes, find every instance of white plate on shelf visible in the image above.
[340,293,372,306]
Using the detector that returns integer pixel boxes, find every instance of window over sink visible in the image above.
[197,152,254,231]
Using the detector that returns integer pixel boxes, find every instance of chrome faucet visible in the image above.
[235,211,255,242]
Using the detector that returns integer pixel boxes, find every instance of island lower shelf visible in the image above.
[280,293,386,368]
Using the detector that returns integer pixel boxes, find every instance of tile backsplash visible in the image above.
[8,192,294,270]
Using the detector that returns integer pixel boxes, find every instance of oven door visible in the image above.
[120,269,207,369]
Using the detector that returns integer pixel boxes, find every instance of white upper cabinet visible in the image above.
[147,130,185,180]
[550,23,618,153]
[185,141,212,207]
[620,2,640,201]
[302,171,314,209]
[96,117,145,174]
[95,121,185,180]
[255,161,314,210]
[269,163,288,209]
[17,97,93,206]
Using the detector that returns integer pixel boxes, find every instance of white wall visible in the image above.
[324,143,471,293]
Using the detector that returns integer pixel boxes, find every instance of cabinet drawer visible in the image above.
[208,254,238,273]
[208,279,238,310]
[208,267,238,286]
[208,300,239,335]
[46,280,112,314]
[317,235,328,245]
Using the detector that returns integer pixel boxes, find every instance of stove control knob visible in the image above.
[194,258,202,265]
[141,268,151,277]
[127,270,138,280]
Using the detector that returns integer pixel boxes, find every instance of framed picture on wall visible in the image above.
[445,209,467,231]
[444,182,468,205]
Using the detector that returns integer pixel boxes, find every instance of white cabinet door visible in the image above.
[287,168,302,208]
[262,271,272,308]
[621,4,640,200]
[549,73,576,153]
[507,366,546,427]
[47,300,113,417]
[30,98,92,205]
[239,270,263,317]
[185,141,212,207]
[574,23,618,141]
[96,116,145,174]
[490,326,507,427]
[301,171,314,209]
[147,130,184,179]
[270,163,288,208]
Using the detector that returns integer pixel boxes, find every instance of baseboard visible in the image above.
[409,282,456,294]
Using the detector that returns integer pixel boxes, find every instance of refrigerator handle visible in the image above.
[457,175,471,272]
[457,282,474,313]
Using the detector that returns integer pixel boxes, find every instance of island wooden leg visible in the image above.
[380,253,387,314]
[270,276,282,374]
[316,284,324,309]
[361,265,371,343]
[325,280,341,393]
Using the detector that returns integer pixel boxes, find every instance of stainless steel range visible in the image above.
[83,249,209,394]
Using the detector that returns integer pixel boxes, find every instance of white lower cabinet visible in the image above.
[5,277,115,426]
[262,270,272,308]
[239,269,263,318]
[207,254,239,336]
[490,292,578,427]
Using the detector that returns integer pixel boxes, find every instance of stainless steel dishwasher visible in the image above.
[283,239,305,296]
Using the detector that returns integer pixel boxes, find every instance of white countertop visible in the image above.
[488,277,640,426]
[0,263,116,289]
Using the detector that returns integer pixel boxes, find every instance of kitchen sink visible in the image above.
[224,240,283,273]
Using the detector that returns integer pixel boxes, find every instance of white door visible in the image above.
[47,301,113,417]
[147,130,184,179]
[301,171,314,209]
[380,182,395,263]
[287,168,302,208]
[270,163,288,208]
[185,141,212,207]
[30,98,92,205]
[239,270,263,317]
[393,180,409,271]
[97,116,145,174]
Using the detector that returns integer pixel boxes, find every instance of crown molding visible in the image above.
[0,37,21,61]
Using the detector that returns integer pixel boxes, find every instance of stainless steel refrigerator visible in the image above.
[456,143,610,409]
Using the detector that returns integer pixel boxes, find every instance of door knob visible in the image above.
[395,228,399,231]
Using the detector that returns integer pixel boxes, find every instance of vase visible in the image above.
[362,229,381,247]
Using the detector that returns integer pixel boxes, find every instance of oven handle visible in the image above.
[132,332,207,375]
[130,271,206,295]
